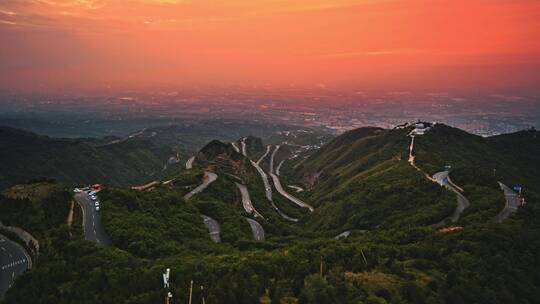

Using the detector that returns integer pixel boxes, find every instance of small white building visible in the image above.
[410,122,431,136]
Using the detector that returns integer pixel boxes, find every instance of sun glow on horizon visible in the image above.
[1,0,539,92]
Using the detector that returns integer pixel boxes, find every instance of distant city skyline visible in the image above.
[1,89,537,139]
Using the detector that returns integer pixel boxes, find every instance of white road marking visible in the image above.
[1,259,27,271]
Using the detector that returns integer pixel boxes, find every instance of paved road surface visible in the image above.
[184,172,218,200]
[201,215,221,243]
[246,142,299,220]
[250,160,273,202]
[246,218,265,241]
[241,137,247,157]
[433,171,449,186]
[231,142,240,153]
[239,139,272,201]
[276,160,285,176]
[433,170,470,222]
[0,236,29,298]
[185,156,195,169]
[131,181,160,191]
[334,231,351,240]
[267,146,300,221]
[408,135,415,164]
[408,135,470,223]
[432,171,470,223]
[235,183,264,218]
[407,135,437,182]
[495,182,521,222]
[449,192,470,223]
[270,172,314,212]
[74,193,112,246]
[270,201,299,222]
[434,171,464,192]
[447,176,464,192]
[288,185,304,193]
[257,145,271,165]
[270,145,280,173]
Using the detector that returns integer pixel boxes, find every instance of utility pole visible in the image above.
[188,280,194,304]
[163,268,172,304]
[360,249,368,265]
[319,256,323,277]
[200,285,206,304]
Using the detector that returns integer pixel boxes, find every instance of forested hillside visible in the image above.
[1,124,539,304]
[0,127,176,189]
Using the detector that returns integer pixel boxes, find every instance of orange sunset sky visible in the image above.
[1,0,540,92]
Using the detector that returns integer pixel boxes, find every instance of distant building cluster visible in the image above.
[406,121,436,136]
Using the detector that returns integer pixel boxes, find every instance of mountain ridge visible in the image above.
[0,126,176,189]
[1,123,539,303]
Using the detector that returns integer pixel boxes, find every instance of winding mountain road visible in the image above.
[434,171,464,193]
[288,185,304,193]
[201,215,221,243]
[250,160,273,202]
[257,145,271,165]
[408,135,437,182]
[270,202,299,222]
[432,170,470,222]
[246,218,265,241]
[235,183,264,218]
[268,145,299,221]
[244,142,301,221]
[184,172,218,200]
[0,236,29,298]
[334,231,351,240]
[231,142,240,153]
[240,138,272,201]
[185,156,195,169]
[433,171,449,186]
[74,192,112,246]
[449,191,471,223]
[276,160,285,176]
[408,133,470,223]
[495,182,521,222]
[270,172,314,212]
[270,145,280,173]
[241,137,247,157]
